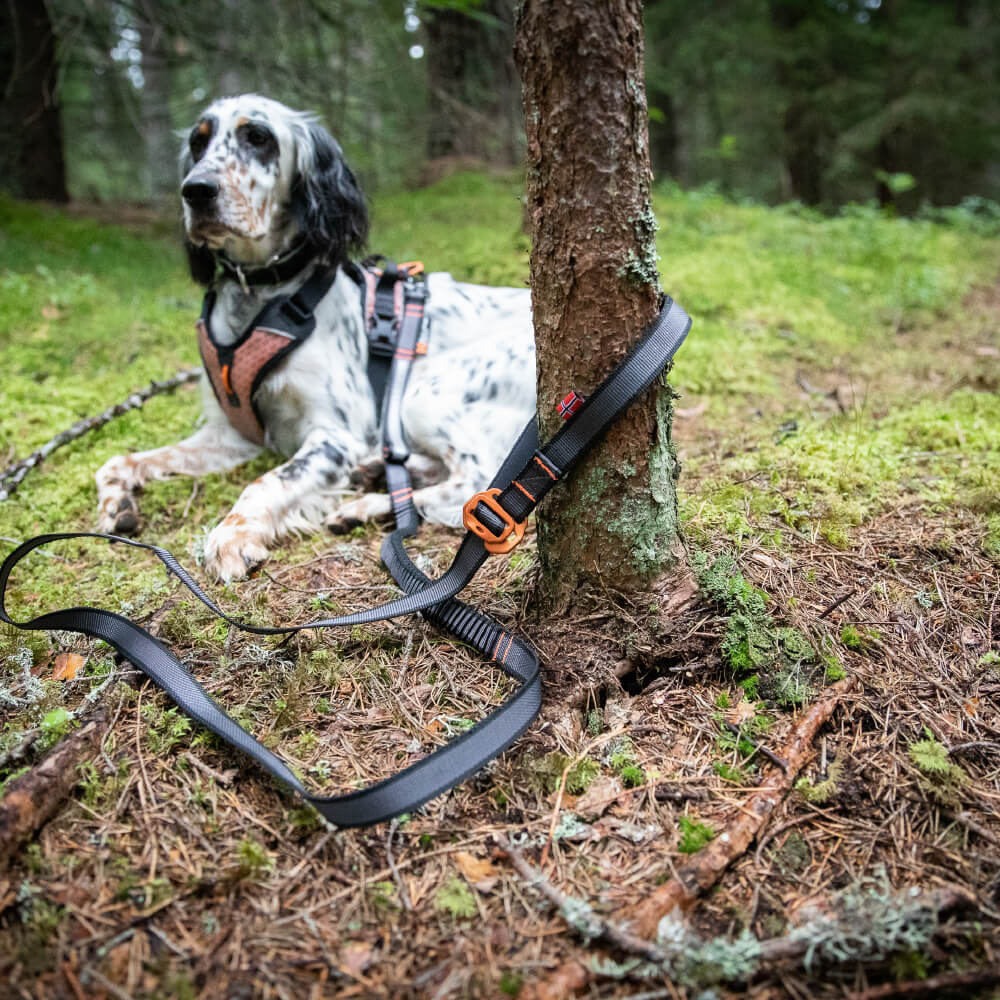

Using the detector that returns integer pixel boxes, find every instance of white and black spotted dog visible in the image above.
[96,95,534,582]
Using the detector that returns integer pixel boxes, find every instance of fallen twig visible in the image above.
[848,966,1000,999]
[498,837,666,964]
[0,369,199,502]
[724,721,789,771]
[0,708,110,867]
[625,677,856,938]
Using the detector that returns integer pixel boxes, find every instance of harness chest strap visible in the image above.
[196,264,339,446]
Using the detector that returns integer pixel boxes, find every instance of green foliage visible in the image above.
[234,838,274,880]
[38,707,75,749]
[795,757,844,805]
[677,814,715,854]
[529,752,600,795]
[141,703,193,755]
[498,970,524,997]
[435,877,477,918]
[620,765,645,788]
[908,734,952,775]
[712,761,747,784]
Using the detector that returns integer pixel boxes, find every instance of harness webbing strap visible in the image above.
[0,296,690,828]
[198,265,339,446]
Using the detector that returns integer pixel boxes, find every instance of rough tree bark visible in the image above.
[0,0,69,201]
[514,0,684,609]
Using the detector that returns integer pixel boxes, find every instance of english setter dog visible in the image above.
[95,95,535,581]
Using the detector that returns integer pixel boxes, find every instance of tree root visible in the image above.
[0,708,109,868]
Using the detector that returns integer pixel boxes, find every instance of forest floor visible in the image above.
[1,176,999,999]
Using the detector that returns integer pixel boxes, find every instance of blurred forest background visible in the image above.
[2,0,998,213]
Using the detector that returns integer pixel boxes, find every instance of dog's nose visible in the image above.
[182,177,220,205]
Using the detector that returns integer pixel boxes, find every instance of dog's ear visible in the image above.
[184,240,217,285]
[291,121,369,264]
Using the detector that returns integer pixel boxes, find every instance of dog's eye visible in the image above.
[245,125,272,148]
[190,132,209,161]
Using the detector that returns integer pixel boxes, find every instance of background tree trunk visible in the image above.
[137,0,175,201]
[514,0,684,610]
[425,1,521,166]
[0,0,69,202]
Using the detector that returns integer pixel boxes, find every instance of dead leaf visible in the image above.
[726,699,757,726]
[41,304,63,320]
[574,774,624,821]
[964,697,980,718]
[52,652,86,680]
[975,345,999,357]
[339,941,374,980]
[454,851,500,892]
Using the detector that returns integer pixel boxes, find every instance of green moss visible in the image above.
[234,837,274,880]
[982,513,1000,561]
[529,752,601,795]
[678,814,715,854]
[435,876,477,919]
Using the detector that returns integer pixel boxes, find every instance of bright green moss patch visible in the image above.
[677,814,715,854]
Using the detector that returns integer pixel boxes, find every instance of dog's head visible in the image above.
[180,95,368,284]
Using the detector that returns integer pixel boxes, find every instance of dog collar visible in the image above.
[214,237,318,290]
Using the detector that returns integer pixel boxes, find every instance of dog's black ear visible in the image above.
[185,240,217,285]
[291,122,369,264]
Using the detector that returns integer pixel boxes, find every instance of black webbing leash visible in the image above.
[0,295,690,828]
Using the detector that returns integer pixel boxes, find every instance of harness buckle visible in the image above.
[462,488,526,555]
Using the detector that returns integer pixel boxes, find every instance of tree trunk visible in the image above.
[769,0,825,205]
[425,1,521,165]
[137,0,175,201]
[514,0,684,610]
[0,0,69,201]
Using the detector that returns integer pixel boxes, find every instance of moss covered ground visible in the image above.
[1,177,999,997]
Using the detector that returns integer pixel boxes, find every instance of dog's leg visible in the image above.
[328,477,480,534]
[204,427,358,581]
[96,422,261,536]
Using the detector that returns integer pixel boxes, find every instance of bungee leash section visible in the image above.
[0,295,691,829]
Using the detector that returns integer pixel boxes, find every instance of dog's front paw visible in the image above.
[96,455,143,536]
[204,516,271,582]
[97,494,142,537]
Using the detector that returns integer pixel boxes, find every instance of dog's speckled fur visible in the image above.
[95,96,535,582]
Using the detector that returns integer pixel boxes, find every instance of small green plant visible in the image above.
[840,625,865,651]
[435,876,477,918]
[607,738,639,773]
[368,880,400,912]
[714,690,731,709]
[529,752,600,795]
[909,730,966,806]
[713,761,747,784]
[678,814,715,854]
[586,708,603,736]
[38,707,75,750]
[620,764,645,788]
[234,837,274,879]
[823,654,847,682]
[141,703,192,755]
[498,970,524,996]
